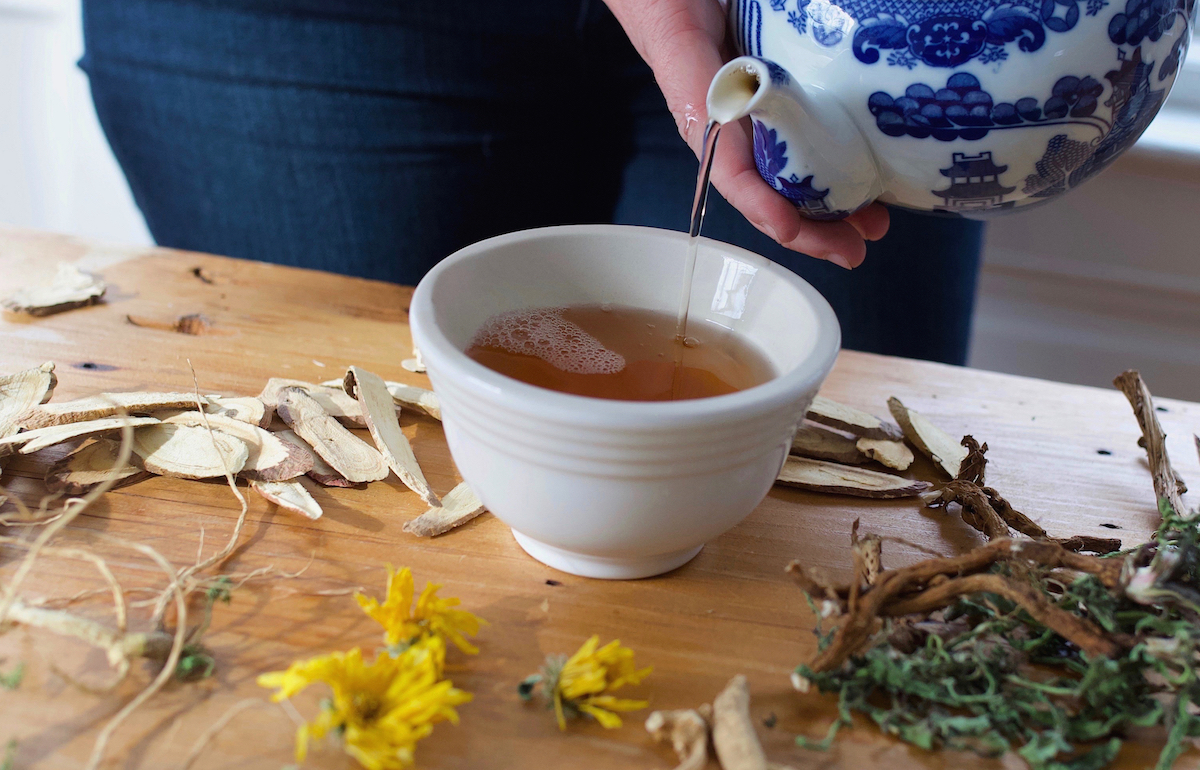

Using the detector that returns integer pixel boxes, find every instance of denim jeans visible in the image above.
[80,0,984,363]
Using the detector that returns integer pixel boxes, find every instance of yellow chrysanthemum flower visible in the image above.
[519,635,651,730]
[355,566,485,655]
[257,636,471,770]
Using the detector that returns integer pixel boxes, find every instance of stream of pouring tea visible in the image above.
[672,119,721,398]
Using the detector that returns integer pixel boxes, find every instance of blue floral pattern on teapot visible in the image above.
[719,0,1193,216]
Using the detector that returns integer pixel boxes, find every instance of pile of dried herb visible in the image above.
[790,371,1200,770]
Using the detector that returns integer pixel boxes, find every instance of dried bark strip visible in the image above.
[250,479,322,520]
[132,423,249,479]
[276,388,388,483]
[162,411,312,481]
[21,392,198,430]
[0,362,56,438]
[806,396,903,441]
[260,378,366,427]
[776,456,932,498]
[345,366,439,505]
[275,429,363,488]
[1113,370,1186,516]
[203,396,271,428]
[45,439,149,495]
[645,705,712,770]
[856,438,914,471]
[887,397,969,478]
[0,416,160,456]
[789,424,865,464]
[3,263,106,316]
[403,481,485,537]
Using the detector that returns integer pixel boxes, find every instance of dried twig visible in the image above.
[1113,370,1187,516]
[176,699,267,770]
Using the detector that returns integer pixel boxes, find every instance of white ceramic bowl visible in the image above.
[409,225,840,579]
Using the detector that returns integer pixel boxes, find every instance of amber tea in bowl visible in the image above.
[409,225,840,579]
[465,304,775,402]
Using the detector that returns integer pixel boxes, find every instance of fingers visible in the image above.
[710,122,870,268]
[845,203,891,242]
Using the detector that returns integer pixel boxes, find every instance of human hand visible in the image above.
[603,0,889,268]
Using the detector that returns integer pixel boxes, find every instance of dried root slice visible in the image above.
[2,263,106,316]
[401,347,427,373]
[0,362,56,438]
[646,705,712,770]
[20,392,198,430]
[345,367,439,505]
[887,397,969,478]
[386,382,441,421]
[162,411,312,481]
[204,396,271,428]
[276,388,388,483]
[318,377,441,422]
[403,482,484,537]
[776,456,931,498]
[45,438,149,495]
[250,479,322,520]
[132,423,249,479]
[856,438,914,471]
[260,378,366,427]
[806,396,903,441]
[790,424,865,464]
[0,416,160,456]
[275,429,362,488]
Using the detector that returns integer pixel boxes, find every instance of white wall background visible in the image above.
[1,1,1197,400]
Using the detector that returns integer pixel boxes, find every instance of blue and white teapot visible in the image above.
[708,0,1194,217]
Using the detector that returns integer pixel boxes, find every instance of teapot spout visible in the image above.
[707,57,883,220]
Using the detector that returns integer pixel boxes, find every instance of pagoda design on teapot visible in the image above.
[712,0,1193,216]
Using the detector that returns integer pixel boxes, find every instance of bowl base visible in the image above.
[510,530,702,579]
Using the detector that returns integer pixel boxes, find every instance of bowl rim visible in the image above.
[409,224,841,429]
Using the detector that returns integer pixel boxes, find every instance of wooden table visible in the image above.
[0,226,1196,770]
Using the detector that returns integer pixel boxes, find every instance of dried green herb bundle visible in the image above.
[791,372,1200,770]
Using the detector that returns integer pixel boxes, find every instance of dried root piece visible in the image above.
[712,676,794,770]
[776,456,931,499]
[203,396,271,428]
[0,362,56,438]
[275,429,362,488]
[401,347,427,373]
[162,412,312,481]
[260,378,366,427]
[276,388,387,484]
[3,263,106,316]
[0,416,160,456]
[7,599,174,669]
[789,424,865,464]
[45,439,149,495]
[887,397,969,478]
[403,481,485,537]
[1113,370,1186,516]
[250,479,322,520]
[646,705,712,770]
[344,367,438,505]
[132,423,249,479]
[125,313,214,335]
[806,396,903,441]
[386,382,442,421]
[856,438,914,471]
[21,392,198,430]
[851,520,883,588]
[955,436,988,484]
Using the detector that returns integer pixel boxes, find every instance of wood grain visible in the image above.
[0,226,1197,769]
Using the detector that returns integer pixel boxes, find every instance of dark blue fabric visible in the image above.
[80,0,983,364]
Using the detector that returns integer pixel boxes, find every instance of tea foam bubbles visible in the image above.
[471,308,626,375]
